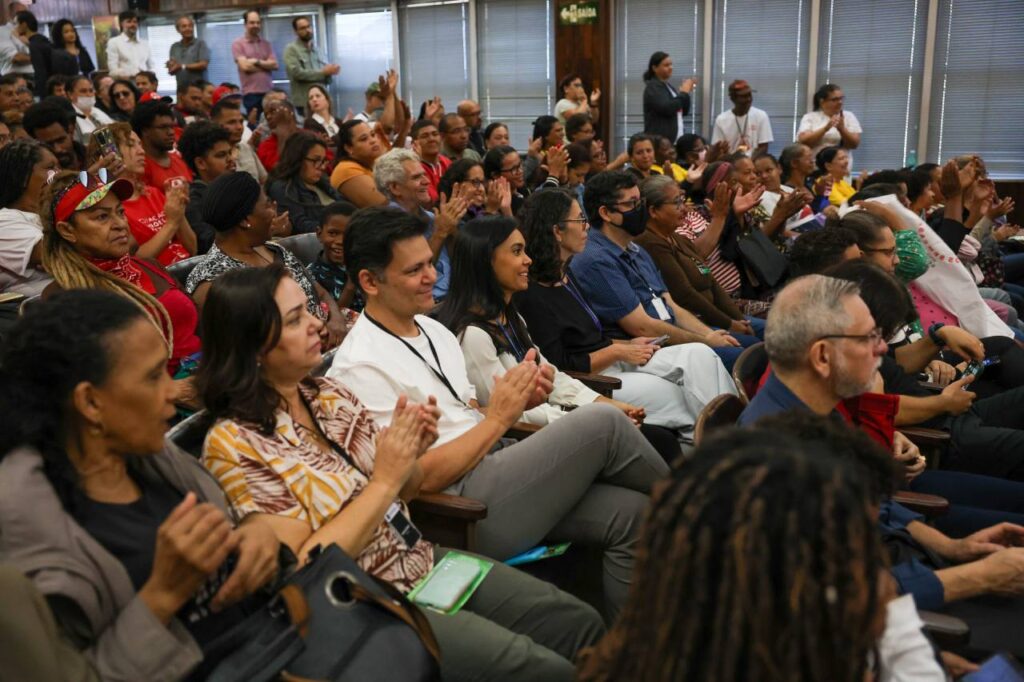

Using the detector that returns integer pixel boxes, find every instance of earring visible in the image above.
[88,420,104,436]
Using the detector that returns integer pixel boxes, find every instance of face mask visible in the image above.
[617,204,647,236]
[78,96,95,112]
[697,148,707,162]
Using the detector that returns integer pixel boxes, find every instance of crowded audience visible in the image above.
[0,8,1023,681]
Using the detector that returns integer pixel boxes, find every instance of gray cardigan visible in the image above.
[0,446,235,682]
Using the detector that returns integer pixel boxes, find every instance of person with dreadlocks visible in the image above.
[577,427,891,682]
[40,169,201,398]
[0,139,61,298]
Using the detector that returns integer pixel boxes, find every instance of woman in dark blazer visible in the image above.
[642,51,696,145]
[49,20,95,77]
[266,131,342,234]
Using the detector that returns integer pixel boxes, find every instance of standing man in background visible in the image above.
[711,79,773,156]
[231,10,278,121]
[167,16,209,91]
[106,10,153,80]
[0,2,32,77]
[284,16,339,116]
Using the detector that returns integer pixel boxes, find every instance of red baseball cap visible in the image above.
[53,173,134,224]
[138,91,173,104]
[211,85,241,106]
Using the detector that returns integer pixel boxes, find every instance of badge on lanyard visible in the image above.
[697,264,712,276]
[651,296,671,321]
[385,502,423,548]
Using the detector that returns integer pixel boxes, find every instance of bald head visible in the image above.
[765,275,861,372]
[457,99,481,129]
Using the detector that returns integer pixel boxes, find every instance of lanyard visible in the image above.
[364,311,464,405]
[564,274,602,332]
[499,320,529,362]
[294,393,366,477]
[620,251,660,299]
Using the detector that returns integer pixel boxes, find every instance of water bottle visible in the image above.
[905,149,918,168]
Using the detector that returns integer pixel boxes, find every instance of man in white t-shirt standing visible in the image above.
[711,80,773,156]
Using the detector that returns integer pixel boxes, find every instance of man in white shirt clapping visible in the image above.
[711,79,773,156]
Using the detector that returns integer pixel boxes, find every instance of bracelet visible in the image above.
[928,322,945,348]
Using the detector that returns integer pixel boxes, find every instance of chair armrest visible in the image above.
[901,427,951,449]
[564,371,622,396]
[505,421,543,440]
[918,610,971,649]
[409,492,487,521]
[892,491,949,517]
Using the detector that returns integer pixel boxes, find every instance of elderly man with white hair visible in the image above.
[373,147,467,300]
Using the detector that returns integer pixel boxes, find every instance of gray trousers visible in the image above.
[447,403,670,620]
[425,548,605,681]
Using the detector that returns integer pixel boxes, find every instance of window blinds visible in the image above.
[399,0,471,115]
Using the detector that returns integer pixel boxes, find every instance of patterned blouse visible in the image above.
[201,377,433,593]
[184,241,320,315]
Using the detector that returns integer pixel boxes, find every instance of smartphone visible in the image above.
[412,559,481,612]
[963,652,1024,682]
[963,356,1001,381]
[93,127,120,162]
[648,334,670,346]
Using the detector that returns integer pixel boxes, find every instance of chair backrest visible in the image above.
[277,233,321,266]
[167,255,204,289]
[693,393,746,447]
[165,409,211,459]
[731,342,768,403]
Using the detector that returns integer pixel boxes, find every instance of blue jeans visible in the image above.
[746,315,766,340]
[711,329,760,371]
[909,469,1024,537]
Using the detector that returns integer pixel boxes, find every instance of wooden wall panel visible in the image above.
[553,0,611,145]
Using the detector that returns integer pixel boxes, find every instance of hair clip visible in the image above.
[78,170,88,188]
[45,169,58,184]
[98,168,108,184]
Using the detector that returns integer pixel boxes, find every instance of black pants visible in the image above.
[946,385,1024,480]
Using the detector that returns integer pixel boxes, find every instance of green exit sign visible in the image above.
[559,1,599,25]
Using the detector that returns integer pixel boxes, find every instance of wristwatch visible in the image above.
[928,322,946,348]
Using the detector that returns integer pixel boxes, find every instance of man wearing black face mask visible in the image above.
[570,170,745,369]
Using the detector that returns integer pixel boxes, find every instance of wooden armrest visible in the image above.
[409,492,487,521]
[919,610,971,649]
[505,421,542,440]
[901,427,951,449]
[893,491,949,517]
[565,371,623,395]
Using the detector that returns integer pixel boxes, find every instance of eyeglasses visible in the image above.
[818,327,884,345]
[305,156,327,167]
[861,246,897,258]
[606,197,645,212]
[561,217,590,229]
[658,196,687,208]
[113,91,133,99]
[465,178,485,187]
[500,162,523,174]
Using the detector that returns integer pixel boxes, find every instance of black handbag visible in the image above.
[204,543,440,682]
[735,228,789,288]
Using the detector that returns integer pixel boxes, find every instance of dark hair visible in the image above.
[336,119,368,161]
[812,83,841,111]
[0,138,45,208]
[628,132,654,156]
[291,15,312,30]
[435,215,532,356]
[674,133,705,162]
[177,120,231,175]
[903,170,931,203]
[211,96,242,120]
[242,9,260,23]
[565,113,593,142]
[110,78,140,107]
[0,290,146,508]
[566,141,592,168]
[483,145,518,179]
[23,101,72,136]
[779,143,809,184]
[305,83,333,116]
[848,183,902,204]
[752,151,778,167]
[914,162,939,175]
[14,10,37,32]
[67,74,91,93]
[814,145,843,174]
[483,122,508,143]
[343,207,429,294]
[578,428,884,682]
[136,71,158,86]
[410,118,437,140]
[50,19,82,49]
[0,72,20,88]
[583,170,638,230]
[437,158,483,204]
[531,115,559,146]
[198,264,290,435]
[558,72,581,98]
[826,211,889,251]
[45,75,69,97]
[117,10,139,27]
[130,101,174,136]
[176,81,202,97]
[643,51,670,82]
[320,200,357,228]
[268,130,326,185]
[787,227,859,277]
[439,112,464,135]
[521,187,577,284]
[824,260,916,340]
[753,411,901,501]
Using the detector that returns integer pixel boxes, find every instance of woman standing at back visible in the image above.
[642,51,696,146]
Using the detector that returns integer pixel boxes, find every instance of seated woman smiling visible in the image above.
[197,265,605,681]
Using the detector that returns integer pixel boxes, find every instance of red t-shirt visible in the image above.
[123,187,190,266]
[257,135,281,173]
[143,152,193,191]
[421,156,452,205]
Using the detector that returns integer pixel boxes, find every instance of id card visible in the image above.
[385,502,423,549]
[651,296,671,321]
[697,264,712,276]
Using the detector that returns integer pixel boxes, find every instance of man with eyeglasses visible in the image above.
[411,119,450,205]
[440,112,481,163]
[457,99,485,156]
[374,147,467,301]
[131,101,193,189]
[570,170,746,370]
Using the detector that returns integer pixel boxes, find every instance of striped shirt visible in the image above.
[675,208,743,295]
